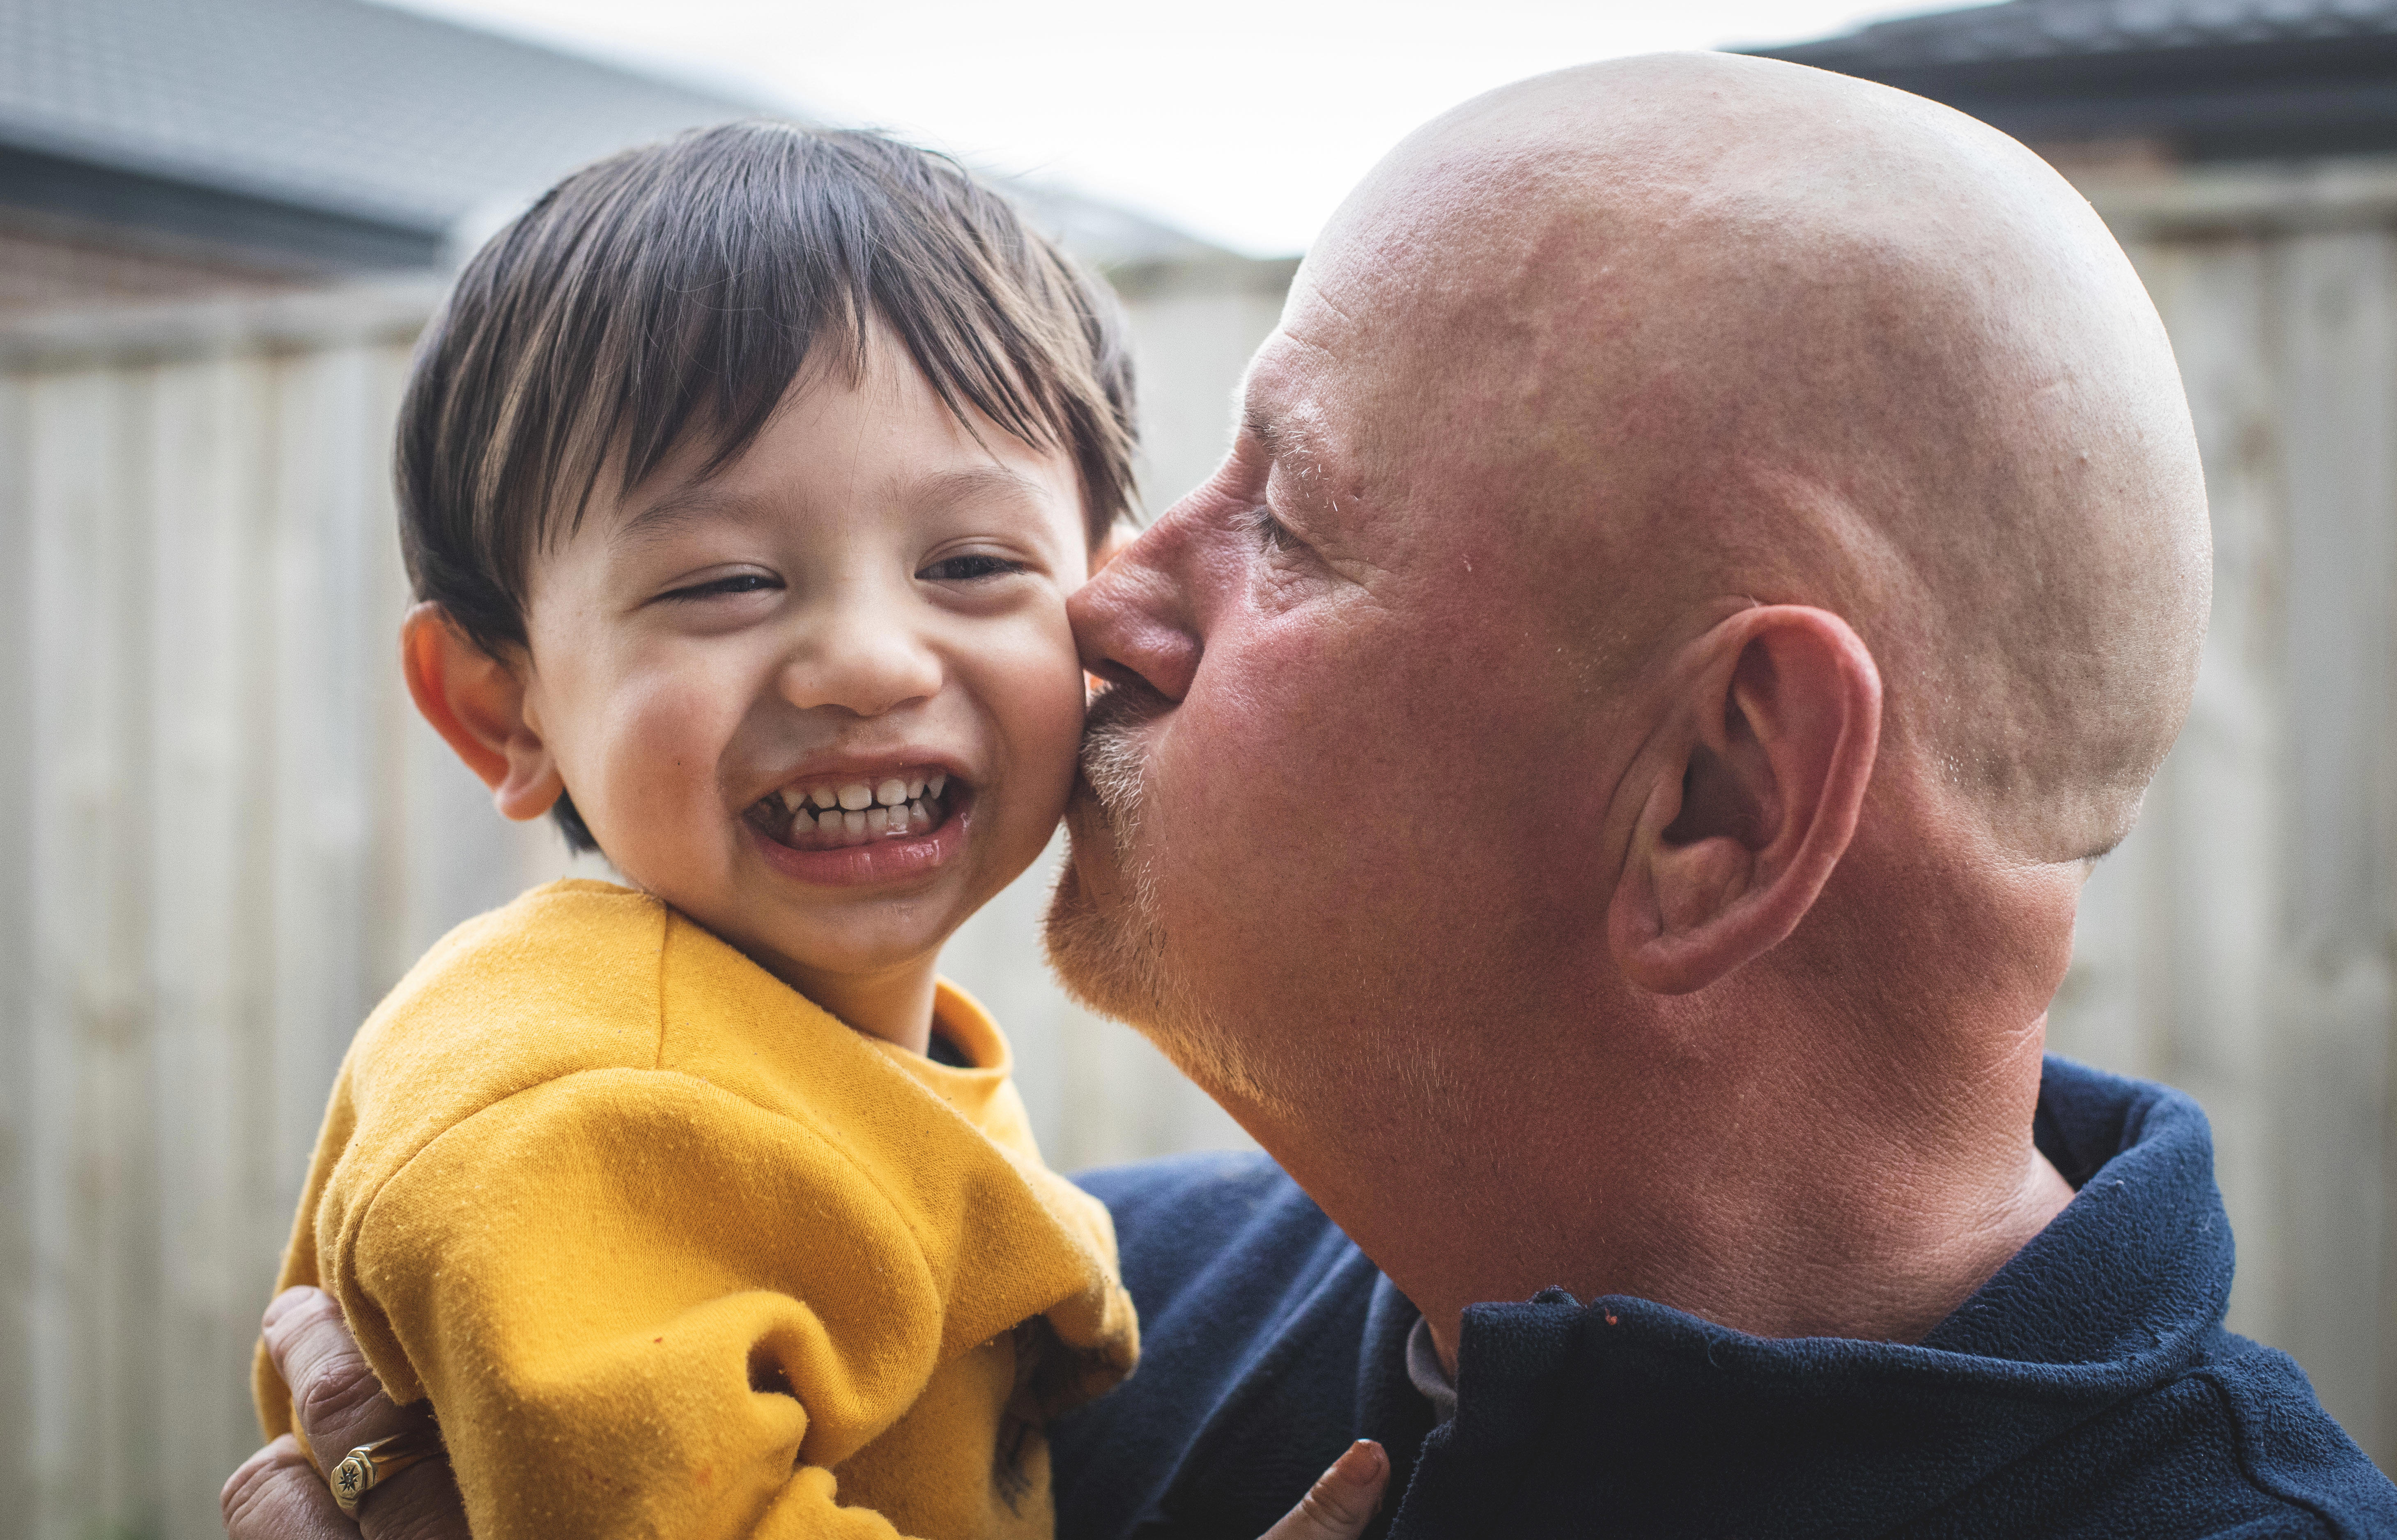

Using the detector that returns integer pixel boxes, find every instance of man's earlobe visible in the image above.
[1609,607,1880,995]
[399,603,565,824]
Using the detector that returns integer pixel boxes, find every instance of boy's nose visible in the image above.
[778,602,942,718]
[1070,513,1202,703]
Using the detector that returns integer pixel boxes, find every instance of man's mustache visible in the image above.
[1078,679,1172,826]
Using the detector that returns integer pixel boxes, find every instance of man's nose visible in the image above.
[779,588,943,717]
[1070,513,1203,702]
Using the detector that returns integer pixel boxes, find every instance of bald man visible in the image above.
[228,54,2395,1540]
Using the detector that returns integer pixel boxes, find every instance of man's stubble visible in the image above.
[1042,683,1286,1112]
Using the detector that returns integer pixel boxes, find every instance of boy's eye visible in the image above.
[919,553,1024,582]
[659,572,780,602]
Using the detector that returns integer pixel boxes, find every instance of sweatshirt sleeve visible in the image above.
[326,1067,962,1540]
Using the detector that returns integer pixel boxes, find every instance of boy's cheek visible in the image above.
[565,674,751,854]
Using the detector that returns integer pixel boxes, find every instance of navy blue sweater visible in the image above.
[1053,1057,2396,1538]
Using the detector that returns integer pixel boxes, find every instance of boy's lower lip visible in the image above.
[747,792,971,888]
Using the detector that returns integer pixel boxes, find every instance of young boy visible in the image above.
[247,122,1387,1540]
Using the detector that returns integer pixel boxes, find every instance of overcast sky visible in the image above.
[375,0,1984,256]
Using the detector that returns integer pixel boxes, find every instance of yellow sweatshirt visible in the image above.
[255,879,1139,1540]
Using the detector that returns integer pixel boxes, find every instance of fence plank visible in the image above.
[143,350,280,1538]
[2280,227,2397,1459]
[0,365,37,1538]
[27,361,165,1536]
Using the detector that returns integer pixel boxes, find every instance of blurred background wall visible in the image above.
[7,0,2397,1535]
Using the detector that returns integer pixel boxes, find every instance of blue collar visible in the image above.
[1390,1057,2236,1535]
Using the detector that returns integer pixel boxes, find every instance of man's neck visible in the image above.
[1249,994,2074,1378]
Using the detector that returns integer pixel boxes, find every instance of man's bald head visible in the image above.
[1053,53,2192,1349]
[1287,52,2209,862]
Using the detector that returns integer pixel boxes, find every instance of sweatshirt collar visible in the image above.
[1386,1056,2232,1535]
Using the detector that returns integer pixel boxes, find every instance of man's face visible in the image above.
[1048,271,1633,1116]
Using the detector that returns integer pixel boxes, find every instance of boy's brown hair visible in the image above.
[396,121,1138,852]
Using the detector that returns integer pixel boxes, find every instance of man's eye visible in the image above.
[660,572,779,602]
[920,554,1023,582]
[1248,506,1299,553]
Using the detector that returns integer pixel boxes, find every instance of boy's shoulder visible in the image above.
[336,878,677,1145]
[366,878,667,1064]
[333,877,925,1177]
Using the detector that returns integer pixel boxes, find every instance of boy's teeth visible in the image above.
[765,771,956,850]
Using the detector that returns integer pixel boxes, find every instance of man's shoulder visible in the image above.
[1057,1152,1395,1540]
[1075,1149,1360,1320]
[2181,1331,2397,1537]
[1074,1148,1320,1240]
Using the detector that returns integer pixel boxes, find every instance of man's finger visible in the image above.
[262,1287,427,1467]
[260,1286,473,1539]
[222,1434,360,1540]
[346,1450,469,1540]
[1259,1440,1389,1540]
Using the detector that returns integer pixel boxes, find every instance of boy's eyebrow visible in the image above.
[612,464,1053,549]
[911,463,1050,513]
[612,484,744,547]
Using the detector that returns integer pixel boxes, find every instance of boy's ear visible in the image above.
[400,603,565,824]
[1608,605,1882,995]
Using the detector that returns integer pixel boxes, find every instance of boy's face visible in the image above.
[511,325,1091,1003]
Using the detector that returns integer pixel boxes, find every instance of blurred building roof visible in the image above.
[1745,0,2397,160]
[0,0,1222,276]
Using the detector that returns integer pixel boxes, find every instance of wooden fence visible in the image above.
[7,177,2397,1537]
[2054,161,2397,1471]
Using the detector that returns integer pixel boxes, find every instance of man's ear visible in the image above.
[400,603,565,824]
[1608,605,1881,995]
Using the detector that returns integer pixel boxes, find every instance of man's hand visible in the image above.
[221,1288,467,1540]
[224,1286,1385,1539]
[1259,1440,1388,1540]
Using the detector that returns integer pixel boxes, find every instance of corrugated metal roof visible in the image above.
[1747,0,2397,161]
[1765,0,2397,71]
[0,0,770,238]
[0,0,1230,269]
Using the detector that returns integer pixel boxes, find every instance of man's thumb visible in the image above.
[1259,1440,1389,1540]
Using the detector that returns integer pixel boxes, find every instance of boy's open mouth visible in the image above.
[748,768,961,852]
